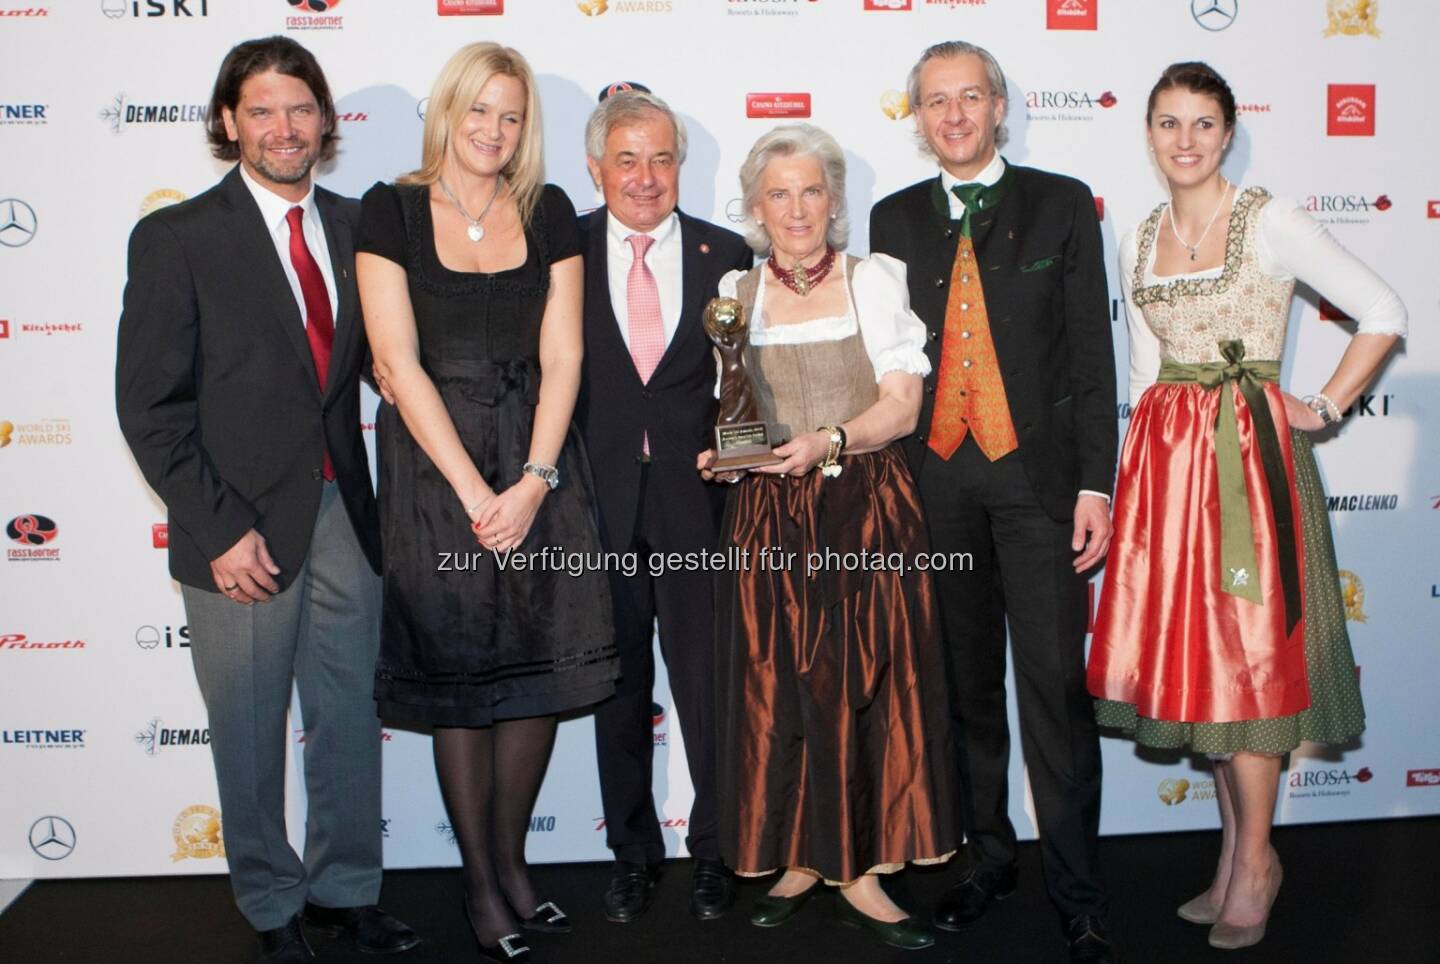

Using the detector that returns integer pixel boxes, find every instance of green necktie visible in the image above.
[951,182,987,238]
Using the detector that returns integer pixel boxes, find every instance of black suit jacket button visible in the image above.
[916,434,926,444]
[943,228,954,238]
[641,390,652,399]
[925,384,935,395]
[934,277,946,287]
[311,469,323,481]
[928,329,938,341]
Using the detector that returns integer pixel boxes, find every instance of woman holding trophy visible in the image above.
[698,124,955,951]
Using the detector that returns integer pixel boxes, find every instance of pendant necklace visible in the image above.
[439,175,504,242]
[768,245,837,296]
[1167,179,1230,261]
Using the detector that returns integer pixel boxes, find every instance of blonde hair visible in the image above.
[399,43,545,227]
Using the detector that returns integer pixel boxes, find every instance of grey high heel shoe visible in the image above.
[1208,862,1283,950]
[1176,892,1220,924]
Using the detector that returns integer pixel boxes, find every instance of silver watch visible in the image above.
[522,461,560,490]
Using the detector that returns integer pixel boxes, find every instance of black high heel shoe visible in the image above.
[515,899,571,934]
[464,898,531,962]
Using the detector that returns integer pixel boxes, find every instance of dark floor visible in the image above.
[2,817,1437,963]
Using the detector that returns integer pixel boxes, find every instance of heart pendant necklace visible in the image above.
[439,174,504,243]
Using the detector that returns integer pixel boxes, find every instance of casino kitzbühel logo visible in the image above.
[172,805,225,861]
[1047,0,1096,30]
[1327,84,1375,136]
[1324,0,1379,37]
[29,815,75,860]
[0,199,37,248]
[1191,0,1237,31]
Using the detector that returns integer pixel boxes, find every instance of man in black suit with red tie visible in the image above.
[869,42,1117,964]
[116,37,415,963]
[574,87,751,925]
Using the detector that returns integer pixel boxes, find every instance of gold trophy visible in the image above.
[704,296,781,471]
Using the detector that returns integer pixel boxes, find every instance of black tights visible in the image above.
[433,715,558,945]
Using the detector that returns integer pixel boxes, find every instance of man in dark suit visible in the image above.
[116,37,415,963]
[574,87,752,925]
[869,41,1117,964]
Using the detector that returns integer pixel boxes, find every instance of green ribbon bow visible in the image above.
[1157,340,1301,633]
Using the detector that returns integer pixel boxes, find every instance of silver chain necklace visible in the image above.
[1167,179,1231,261]
[438,175,504,242]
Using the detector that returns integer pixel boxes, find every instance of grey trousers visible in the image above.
[181,482,382,931]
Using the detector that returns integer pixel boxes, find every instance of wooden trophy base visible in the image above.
[712,422,783,471]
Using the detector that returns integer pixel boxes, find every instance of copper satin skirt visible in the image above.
[1087,381,1309,724]
[714,445,956,884]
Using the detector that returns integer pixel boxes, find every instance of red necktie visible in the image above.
[286,205,335,481]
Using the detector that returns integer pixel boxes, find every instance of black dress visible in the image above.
[357,182,617,725]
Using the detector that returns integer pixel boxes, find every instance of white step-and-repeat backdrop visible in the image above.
[3,0,1436,880]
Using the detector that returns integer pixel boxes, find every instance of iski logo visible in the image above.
[1047,0,1096,30]
[1407,769,1440,788]
[1327,84,1375,136]
[746,93,812,119]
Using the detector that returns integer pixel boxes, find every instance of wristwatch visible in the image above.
[522,461,560,490]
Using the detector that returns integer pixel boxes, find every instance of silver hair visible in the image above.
[737,123,850,256]
[583,90,688,165]
[906,40,1009,152]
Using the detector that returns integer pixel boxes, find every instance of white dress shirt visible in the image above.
[606,210,682,351]
[239,163,338,327]
[940,151,1006,219]
[1120,192,1410,406]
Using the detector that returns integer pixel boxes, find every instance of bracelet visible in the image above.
[1302,393,1340,427]
[522,461,560,490]
[465,499,486,515]
[1313,392,1342,423]
[817,426,844,478]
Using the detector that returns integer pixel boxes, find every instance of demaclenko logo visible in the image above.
[1327,493,1397,512]
[100,94,208,134]
[135,718,210,756]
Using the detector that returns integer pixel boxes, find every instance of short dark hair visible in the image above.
[206,36,338,162]
[1146,61,1237,130]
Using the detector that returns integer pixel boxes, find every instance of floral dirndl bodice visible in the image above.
[1132,187,1294,363]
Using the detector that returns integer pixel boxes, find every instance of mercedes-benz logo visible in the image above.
[29,816,76,860]
[1191,0,1238,31]
[0,199,37,248]
[416,97,428,121]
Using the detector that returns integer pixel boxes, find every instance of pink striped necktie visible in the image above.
[625,233,665,383]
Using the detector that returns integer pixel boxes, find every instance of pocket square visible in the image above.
[1020,255,1060,273]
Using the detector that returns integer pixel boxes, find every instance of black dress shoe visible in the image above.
[689,858,736,921]
[517,898,572,933]
[257,915,314,963]
[303,902,421,955]
[603,860,660,924]
[834,895,936,951]
[933,864,1018,932]
[749,882,820,928]
[1065,914,1116,964]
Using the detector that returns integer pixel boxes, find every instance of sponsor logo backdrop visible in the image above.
[1,0,1435,880]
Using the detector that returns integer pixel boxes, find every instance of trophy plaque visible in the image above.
[703,296,782,471]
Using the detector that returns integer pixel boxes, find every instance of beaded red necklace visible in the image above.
[767,245,836,297]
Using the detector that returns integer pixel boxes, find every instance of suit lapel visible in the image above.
[586,207,643,383]
[220,168,319,392]
[648,211,703,385]
[316,188,357,402]
[973,167,1025,367]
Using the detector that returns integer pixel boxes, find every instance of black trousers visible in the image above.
[593,464,720,864]
[917,437,1106,918]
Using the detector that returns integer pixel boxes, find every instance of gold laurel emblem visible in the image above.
[171,805,225,862]
[880,90,911,120]
[1324,0,1380,37]
[1157,778,1190,806]
[1338,569,1367,623]
[139,188,187,220]
[577,0,608,15]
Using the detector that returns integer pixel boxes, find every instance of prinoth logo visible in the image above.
[746,93,812,118]
[1157,776,1216,805]
[7,514,59,561]
[171,805,225,861]
[1287,765,1373,799]
[0,633,86,652]
[1327,84,1375,136]
[102,0,210,18]
[652,701,668,746]
[1047,0,1096,30]
[0,418,72,447]
[1324,0,1379,37]
[134,624,190,650]
[2,728,85,749]
[140,189,186,219]
[437,0,502,12]
[1327,493,1397,512]
[0,103,47,126]
[1304,192,1391,225]
[99,94,209,134]
[879,90,911,119]
[1407,769,1440,788]
[1338,570,1367,622]
[1025,87,1118,122]
[2,7,51,15]
[135,718,210,756]
[286,0,343,30]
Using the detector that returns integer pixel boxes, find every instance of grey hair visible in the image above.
[583,90,688,165]
[906,40,1009,151]
[737,123,850,256]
